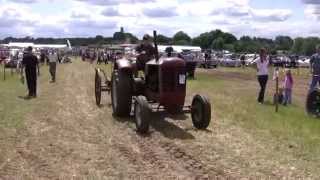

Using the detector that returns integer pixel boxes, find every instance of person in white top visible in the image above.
[48,50,58,83]
[255,48,269,104]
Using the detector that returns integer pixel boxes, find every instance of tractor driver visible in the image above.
[135,34,157,71]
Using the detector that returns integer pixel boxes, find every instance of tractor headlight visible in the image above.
[179,74,186,85]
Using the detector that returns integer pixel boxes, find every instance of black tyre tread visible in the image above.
[135,96,150,133]
[306,89,320,117]
[111,70,132,117]
[95,70,101,106]
[191,94,211,129]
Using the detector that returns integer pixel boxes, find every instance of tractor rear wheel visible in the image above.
[306,89,320,117]
[95,70,102,106]
[191,94,211,129]
[111,70,132,117]
[134,96,151,133]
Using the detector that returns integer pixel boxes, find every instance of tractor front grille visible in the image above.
[162,68,186,92]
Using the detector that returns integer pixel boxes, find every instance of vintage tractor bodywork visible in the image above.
[95,31,212,133]
[144,58,186,111]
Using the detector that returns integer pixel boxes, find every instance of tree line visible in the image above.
[1,29,320,56]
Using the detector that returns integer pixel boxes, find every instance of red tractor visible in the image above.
[95,31,211,133]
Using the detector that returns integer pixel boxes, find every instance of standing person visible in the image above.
[240,54,246,68]
[165,46,174,57]
[309,45,320,92]
[283,69,294,105]
[204,50,211,68]
[48,50,57,83]
[21,46,39,98]
[40,50,46,64]
[256,48,270,104]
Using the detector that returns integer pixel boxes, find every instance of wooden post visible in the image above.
[275,67,279,113]
[3,65,5,81]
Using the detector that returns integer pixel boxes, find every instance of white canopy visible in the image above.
[158,45,201,53]
[3,42,68,49]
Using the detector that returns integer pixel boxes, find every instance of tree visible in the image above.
[291,37,304,55]
[222,33,237,44]
[302,37,320,56]
[95,35,104,41]
[173,31,191,45]
[211,37,224,50]
[224,44,235,52]
[192,32,211,49]
[124,33,139,43]
[174,40,190,46]
[275,36,293,51]
[157,34,172,45]
[113,32,126,42]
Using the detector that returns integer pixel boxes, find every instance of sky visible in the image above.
[0,0,320,39]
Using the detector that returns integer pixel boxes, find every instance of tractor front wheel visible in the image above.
[111,70,132,117]
[306,89,320,118]
[134,96,151,134]
[191,94,211,129]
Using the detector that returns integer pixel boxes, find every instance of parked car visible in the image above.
[198,53,220,68]
[220,54,241,67]
[298,56,310,68]
[245,54,257,66]
[179,51,198,78]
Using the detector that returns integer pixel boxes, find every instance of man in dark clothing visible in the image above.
[309,45,320,92]
[40,50,46,64]
[165,46,174,57]
[21,46,39,98]
[135,34,156,71]
[240,54,246,68]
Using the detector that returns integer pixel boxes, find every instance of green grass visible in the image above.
[0,64,48,130]
[96,64,319,161]
[188,68,320,161]
[0,66,29,130]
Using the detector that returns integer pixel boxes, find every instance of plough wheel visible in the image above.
[95,69,102,106]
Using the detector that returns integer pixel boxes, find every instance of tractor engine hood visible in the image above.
[146,57,186,68]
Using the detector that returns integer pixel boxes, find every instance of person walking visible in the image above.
[256,48,270,104]
[309,45,320,92]
[48,50,58,83]
[21,46,39,98]
[283,69,294,105]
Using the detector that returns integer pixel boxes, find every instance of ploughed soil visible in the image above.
[0,61,316,179]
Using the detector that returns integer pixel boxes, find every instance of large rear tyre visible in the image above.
[111,70,132,117]
[95,70,101,106]
[134,96,151,134]
[191,94,211,129]
[306,89,320,117]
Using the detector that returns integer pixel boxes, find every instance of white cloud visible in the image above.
[0,0,314,39]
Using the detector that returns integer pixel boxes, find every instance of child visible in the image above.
[283,69,294,105]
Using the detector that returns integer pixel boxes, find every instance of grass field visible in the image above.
[0,66,29,129]
[0,60,320,178]
[190,67,320,173]
[95,63,320,176]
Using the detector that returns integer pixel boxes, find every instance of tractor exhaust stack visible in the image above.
[153,30,159,62]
